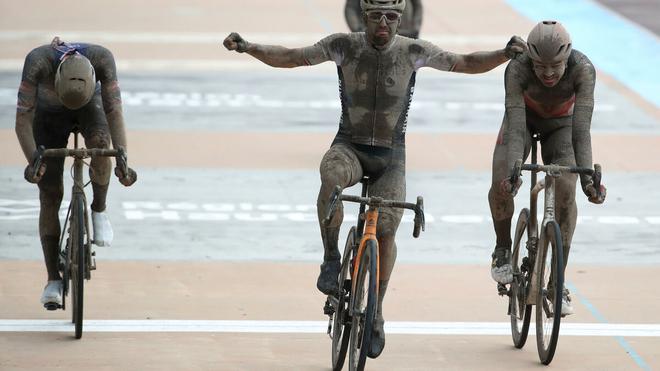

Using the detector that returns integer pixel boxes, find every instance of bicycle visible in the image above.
[33,131,126,339]
[500,134,602,364]
[322,177,425,371]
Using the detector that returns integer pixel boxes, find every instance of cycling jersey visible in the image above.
[303,33,456,148]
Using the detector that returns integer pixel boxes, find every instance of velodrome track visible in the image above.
[1,1,659,369]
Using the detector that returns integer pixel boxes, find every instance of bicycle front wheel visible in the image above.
[349,239,378,371]
[535,221,564,364]
[331,227,356,371]
[70,194,86,339]
[510,208,533,348]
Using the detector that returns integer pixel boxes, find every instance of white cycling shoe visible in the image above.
[92,210,114,247]
[40,280,63,309]
[560,289,574,316]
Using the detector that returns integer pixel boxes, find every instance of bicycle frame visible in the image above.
[350,205,380,313]
[516,135,599,305]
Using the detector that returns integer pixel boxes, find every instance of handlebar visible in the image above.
[324,185,426,238]
[42,148,122,158]
[31,146,128,180]
[511,159,603,195]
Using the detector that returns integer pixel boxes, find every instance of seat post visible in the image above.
[356,176,370,235]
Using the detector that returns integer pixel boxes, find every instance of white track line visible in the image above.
[2,320,660,337]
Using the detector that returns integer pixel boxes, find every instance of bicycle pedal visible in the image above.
[323,300,335,316]
[497,283,510,296]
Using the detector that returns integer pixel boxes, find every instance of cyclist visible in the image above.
[15,37,137,309]
[488,21,607,315]
[224,0,525,357]
[345,0,423,39]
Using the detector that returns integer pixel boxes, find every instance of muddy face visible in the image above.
[532,60,567,87]
[364,11,401,48]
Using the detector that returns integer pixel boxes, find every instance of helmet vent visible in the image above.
[531,44,540,57]
[543,20,557,25]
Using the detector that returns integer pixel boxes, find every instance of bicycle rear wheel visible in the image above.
[510,208,533,348]
[535,221,564,364]
[349,239,378,371]
[331,227,356,371]
[70,194,86,339]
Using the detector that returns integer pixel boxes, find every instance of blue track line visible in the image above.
[505,0,660,108]
[565,282,651,370]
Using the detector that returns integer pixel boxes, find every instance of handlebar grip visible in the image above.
[413,196,425,238]
[324,185,342,225]
[592,163,602,190]
[31,145,46,179]
[511,159,522,182]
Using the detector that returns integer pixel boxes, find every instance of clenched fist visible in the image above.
[504,35,527,59]
[223,32,249,53]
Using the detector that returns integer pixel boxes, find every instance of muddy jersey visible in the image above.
[504,49,596,184]
[302,33,456,148]
[17,40,119,113]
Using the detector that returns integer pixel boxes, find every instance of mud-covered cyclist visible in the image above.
[488,21,607,316]
[15,37,137,309]
[224,0,525,358]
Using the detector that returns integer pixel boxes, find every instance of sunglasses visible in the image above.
[366,11,401,23]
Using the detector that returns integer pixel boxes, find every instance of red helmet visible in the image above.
[527,20,572,63]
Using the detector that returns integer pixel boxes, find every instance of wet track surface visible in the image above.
[1,0,659,369]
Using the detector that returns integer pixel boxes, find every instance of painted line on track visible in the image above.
[567,282,651,370]
[2,320,660,337]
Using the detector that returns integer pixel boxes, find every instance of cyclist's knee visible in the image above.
[86,131,110,149]
[376,211,402,240]
[38,181,63,207]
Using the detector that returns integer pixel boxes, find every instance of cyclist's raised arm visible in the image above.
[15,48,47,163]
[451,36,526,74]
[502,60,527,174]
[571,58,600,200]
[223,32,342,68]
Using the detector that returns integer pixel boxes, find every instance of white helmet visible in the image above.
[361,0,406,13]
[527,20,572,63]
[54,53,96,110]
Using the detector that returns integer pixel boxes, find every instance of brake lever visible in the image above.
[31,145,46,179]
[324,185,342,225]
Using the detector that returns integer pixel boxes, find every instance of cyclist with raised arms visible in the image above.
[15,37,137,309]
[489,21,606,315]
[224,0,525,357]
[345,0,423,39]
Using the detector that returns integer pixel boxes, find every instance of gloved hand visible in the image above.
[223,32,249,53]
[114,146,137,186]
[24,145,46,183]
[504,35,527,59]
[585,182,606,204]
[500,176,522,197]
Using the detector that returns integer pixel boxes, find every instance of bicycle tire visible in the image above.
[71,194,85,339]
[535,221,564,364]
[349,239,378,371]
[331,227,356,371]
[510,208,532,348]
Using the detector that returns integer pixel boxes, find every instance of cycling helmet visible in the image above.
[527,20,572,63]
[55,53,96,110]
[361,0,406,13]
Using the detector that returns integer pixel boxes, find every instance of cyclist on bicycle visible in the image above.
[224,0,525,357]
[489,21,606,315]
[345,0,423,39]
[15,37,137,308]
